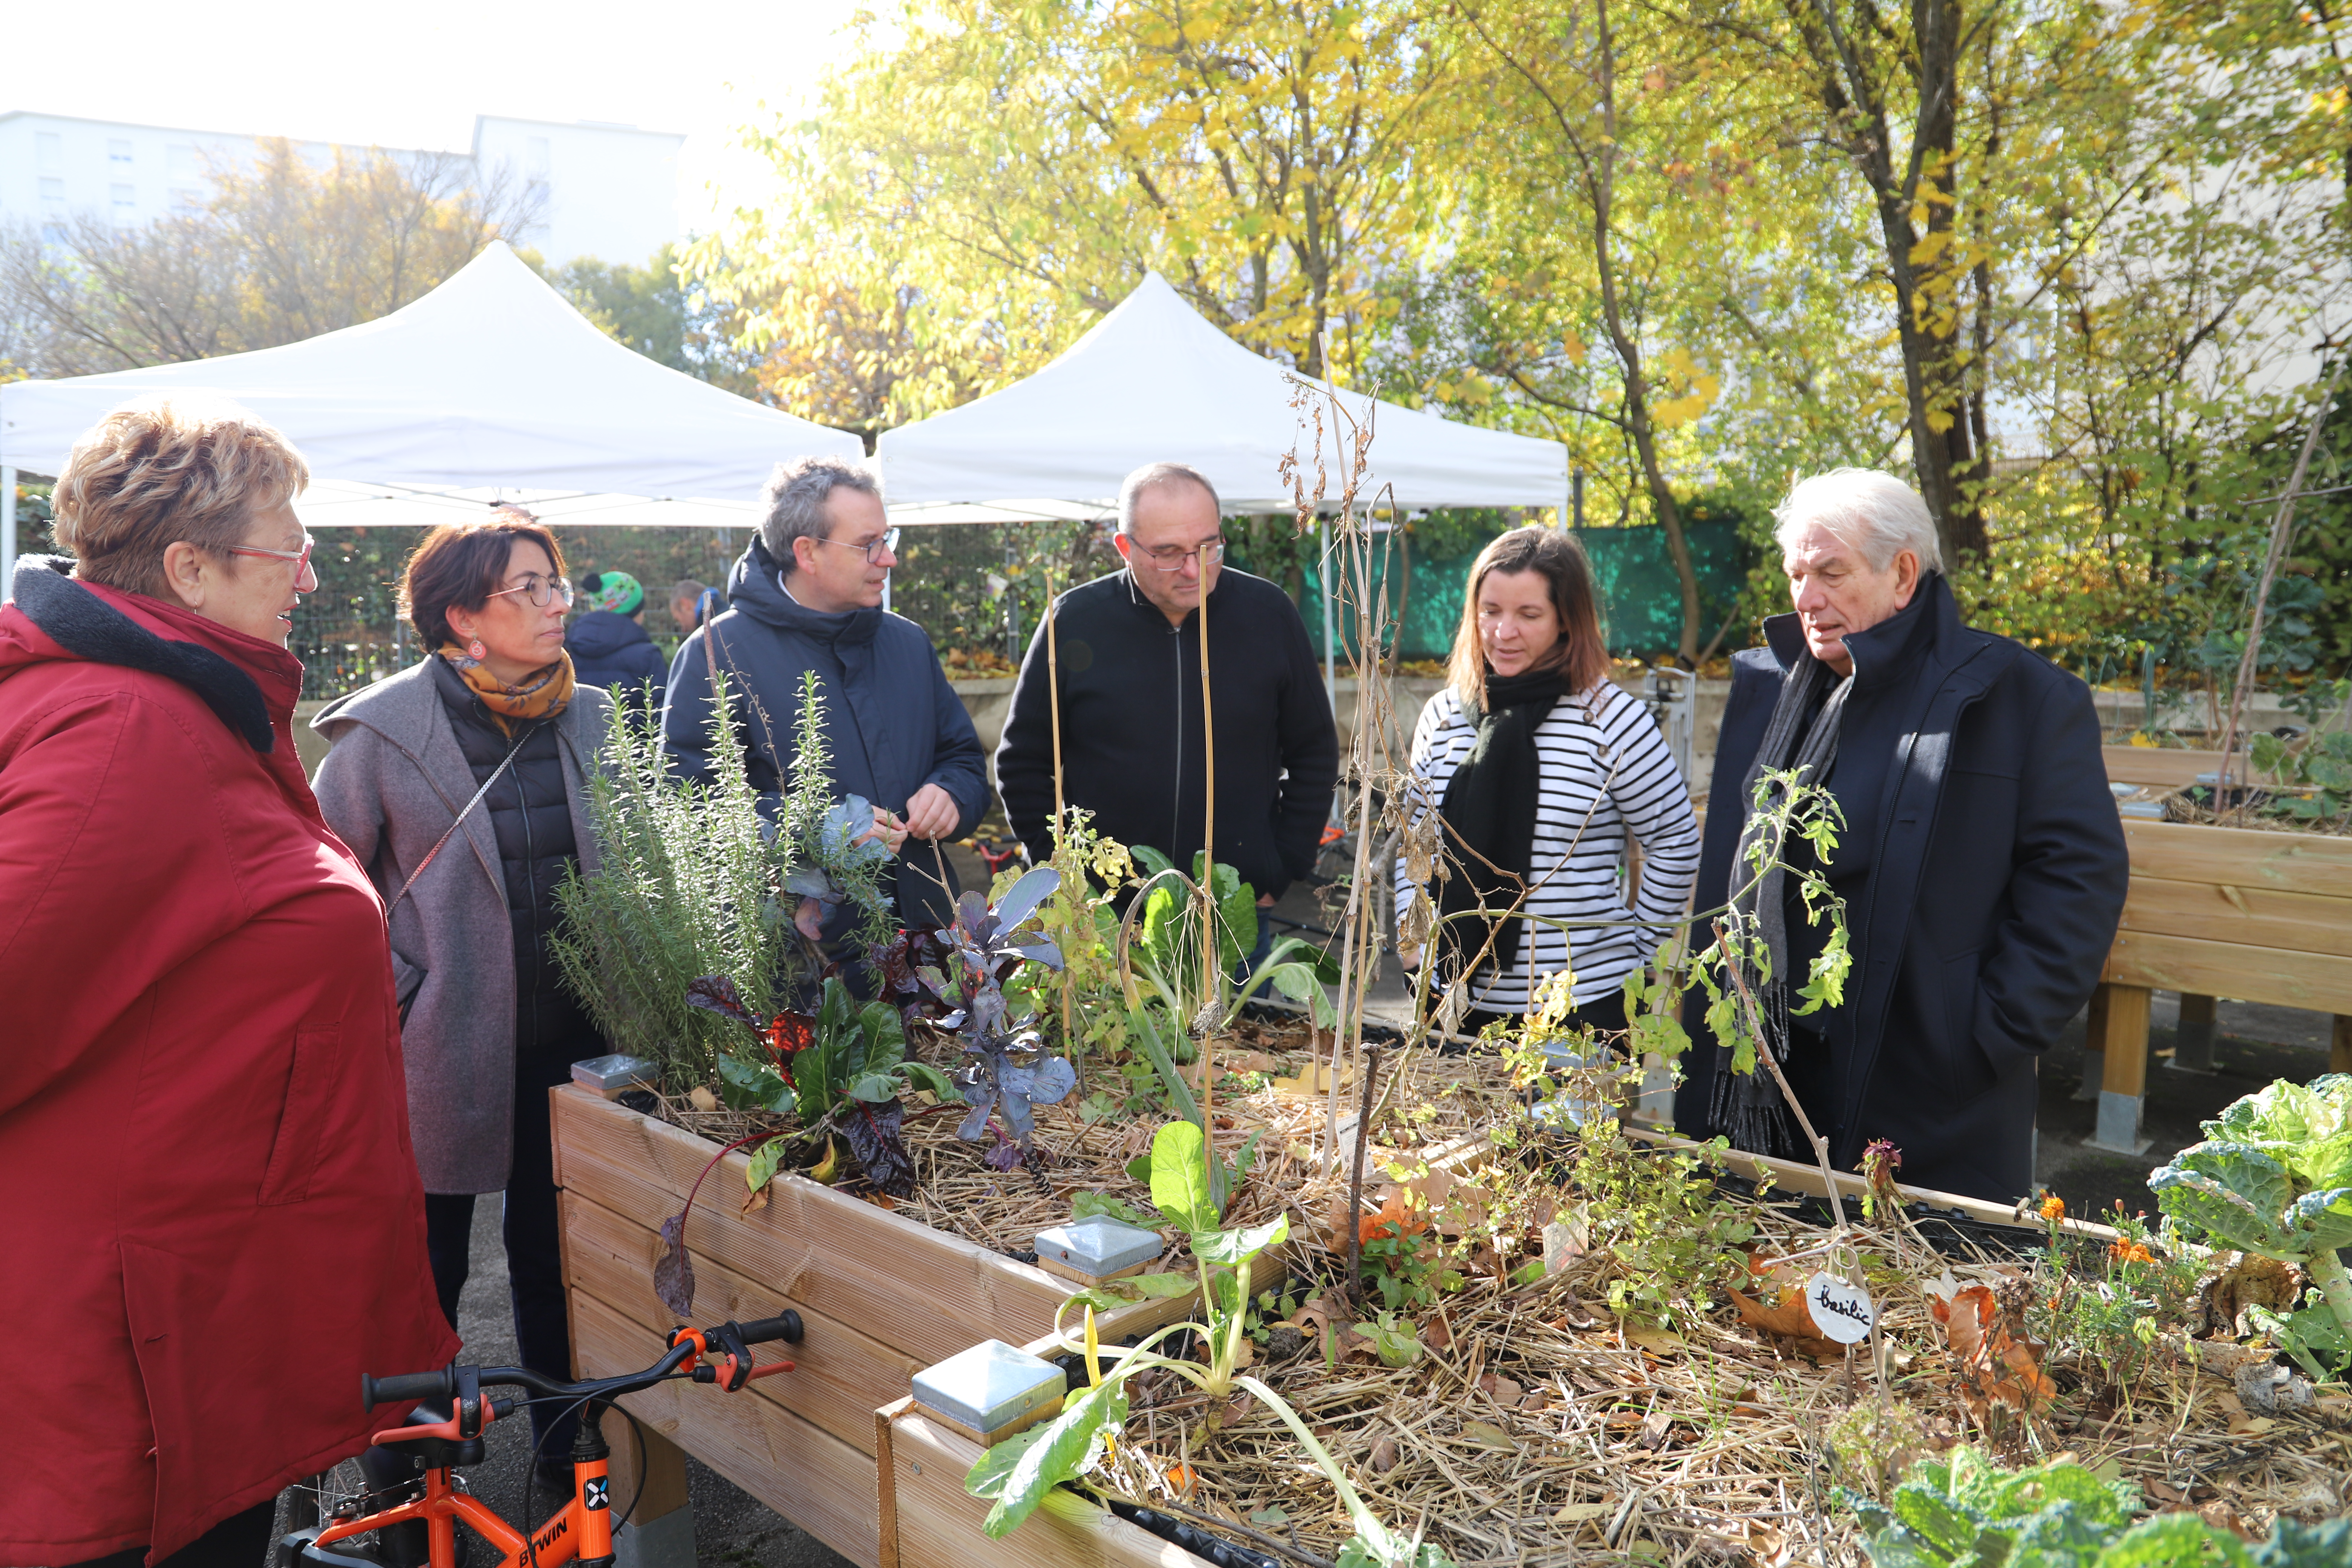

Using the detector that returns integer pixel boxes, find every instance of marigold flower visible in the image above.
[2039,1194,2066,1222]
[2109,1239,2154,1265]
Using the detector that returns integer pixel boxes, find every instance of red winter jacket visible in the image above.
[0,559,457,1565]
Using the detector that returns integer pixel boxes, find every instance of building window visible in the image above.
[40,177,66,202]
[112,183,136,219]
[171,188,202,214]
[109,138,134,167]
[37,132,64,173]
[527,136,551,176]
[167,143,196,177]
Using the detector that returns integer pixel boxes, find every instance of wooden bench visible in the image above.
[2086,817,2352,1152]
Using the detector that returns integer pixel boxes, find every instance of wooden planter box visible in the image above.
[2088,814,2352,1150]
[548,1085,1207,1568]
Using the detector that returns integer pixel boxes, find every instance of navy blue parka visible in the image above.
[1671,573,2127,1202]
[660,537,989,875]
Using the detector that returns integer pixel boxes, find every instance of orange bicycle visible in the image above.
[276,1313,801,1568]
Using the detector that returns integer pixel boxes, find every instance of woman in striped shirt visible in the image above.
[1397,526,1701,1035]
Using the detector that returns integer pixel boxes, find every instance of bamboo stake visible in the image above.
[1044,563,1076,1084]
[1197,540,1219,1187]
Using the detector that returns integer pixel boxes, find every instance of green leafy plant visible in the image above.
[2147,1075,2352,1377]
[1000,809,1138,1093]
[1844,1447,2349,1567]
[1123,847,1341,1040]
[965,1122,1456,1568]
[1563,1117,1755,1331]
[2249,718,2352,827]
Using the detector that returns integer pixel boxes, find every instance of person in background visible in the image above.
[310,507,613,1487]
[663,456,986,934]
[566,567,668,713]
[1395,526,1701,1037]
[1673,469,2126,1202]
[671,576,713,636]
[0,398,454,1567]
[995,461,1339,967]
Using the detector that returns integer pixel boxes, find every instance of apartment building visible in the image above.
[0,110,683,267]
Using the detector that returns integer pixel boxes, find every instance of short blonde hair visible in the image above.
[53,397,311,599]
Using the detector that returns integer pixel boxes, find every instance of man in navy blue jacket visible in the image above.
[662,457,987,928]
[1672,469,2127,1203]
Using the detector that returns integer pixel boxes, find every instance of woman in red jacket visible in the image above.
[0,399,456,1568]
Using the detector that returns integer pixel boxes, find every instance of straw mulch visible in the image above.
[1076,1138,2352,1568]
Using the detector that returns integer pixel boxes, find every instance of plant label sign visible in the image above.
[1805,1272,1875,1344]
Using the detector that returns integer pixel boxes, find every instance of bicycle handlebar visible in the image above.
[361,1369,456,1413]
[361,1313,802,1414]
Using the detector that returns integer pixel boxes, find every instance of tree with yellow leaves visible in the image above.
[687,0,1454,430]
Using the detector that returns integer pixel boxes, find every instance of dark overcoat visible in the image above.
[1671,574,2127,1201]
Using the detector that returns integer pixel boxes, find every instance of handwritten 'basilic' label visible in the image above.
[1806,1272,1876,1344]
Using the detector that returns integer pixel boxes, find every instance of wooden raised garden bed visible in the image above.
[548,1084,1210,1568]
[2087,810,2352,1151]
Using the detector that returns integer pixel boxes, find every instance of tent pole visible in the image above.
[2,466,16,601]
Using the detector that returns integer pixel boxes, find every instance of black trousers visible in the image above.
[63,1499,277,1568]
[422,1015,594,1462]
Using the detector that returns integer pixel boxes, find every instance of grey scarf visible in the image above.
[1709,654,1854,1156]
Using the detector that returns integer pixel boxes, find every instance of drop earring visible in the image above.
[467,638,487,660]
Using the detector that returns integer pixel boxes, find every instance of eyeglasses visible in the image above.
[225,533,317,574]
[814,527,902,565]
[487,573,577,608]
[1135,538,1227,572]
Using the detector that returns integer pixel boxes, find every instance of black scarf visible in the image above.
[1433,665,1566,987]
[1709,654,1854,1156]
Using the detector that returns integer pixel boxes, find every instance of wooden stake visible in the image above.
[1044,564,1076,1084]
[1196,543,1219,1179]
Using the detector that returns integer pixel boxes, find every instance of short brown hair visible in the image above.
[1446,526,1611,712]
[400,505,566,649]
[52,397,310,598]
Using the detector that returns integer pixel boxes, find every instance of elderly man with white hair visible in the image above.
[1672,468,2127,1202]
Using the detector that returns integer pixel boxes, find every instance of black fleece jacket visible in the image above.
[994,567,1338,901]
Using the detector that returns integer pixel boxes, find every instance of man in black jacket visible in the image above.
[995,463,1338,929]
[1673,468,2127,1203]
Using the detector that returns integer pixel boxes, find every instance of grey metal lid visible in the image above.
[570,1054,659,1092]
[911,1340,1067,1435]
[1033,1214,1162,1278]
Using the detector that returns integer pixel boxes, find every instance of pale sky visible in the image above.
[4,0,860,230]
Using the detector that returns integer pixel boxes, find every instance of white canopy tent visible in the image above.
[876,271,1571,515]
[0,241,861,589]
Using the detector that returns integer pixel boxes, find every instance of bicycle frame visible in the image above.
[312,1449,612,1568]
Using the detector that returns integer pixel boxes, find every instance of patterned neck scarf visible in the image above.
[436,644,575,737]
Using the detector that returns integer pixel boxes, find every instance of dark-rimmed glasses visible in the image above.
[1135,538,1226,572]
[487,573,577,608]
[813,527,901,565]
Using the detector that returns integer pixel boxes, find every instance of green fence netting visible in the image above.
[1283,519,1753,663]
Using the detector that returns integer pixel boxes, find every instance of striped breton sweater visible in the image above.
[1396,679,1703,1009]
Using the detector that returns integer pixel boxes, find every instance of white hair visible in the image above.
[1773,468,1943,576]
[1117,461,1220,536]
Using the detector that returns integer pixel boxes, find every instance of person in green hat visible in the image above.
[565,567,668,712]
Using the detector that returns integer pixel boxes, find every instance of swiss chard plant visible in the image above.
[1123,847,1340,1047]
[2147,1074,2352,1378]
[687,972,956,1197]
[964,1120,1454,1568]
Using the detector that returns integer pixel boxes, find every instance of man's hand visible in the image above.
[901,782,962,842]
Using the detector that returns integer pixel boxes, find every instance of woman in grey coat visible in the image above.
[311,506,611,1481]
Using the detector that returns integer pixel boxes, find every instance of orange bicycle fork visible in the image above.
[300,1402,617,1568]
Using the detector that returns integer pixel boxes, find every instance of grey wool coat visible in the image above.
[310,660,610,1193]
